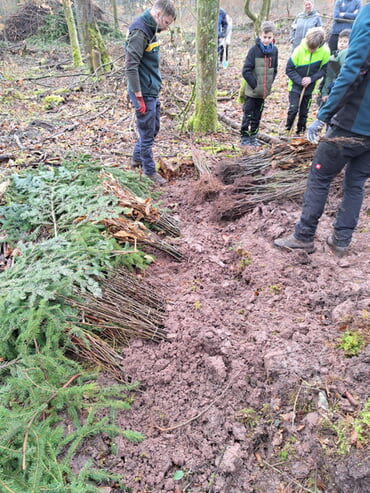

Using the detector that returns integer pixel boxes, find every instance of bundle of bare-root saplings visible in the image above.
[215,139,316,220]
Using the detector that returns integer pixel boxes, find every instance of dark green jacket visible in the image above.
[125,10,161,97]
[319,4,370,136]
[321,48,348,97]
[242,38,278,99]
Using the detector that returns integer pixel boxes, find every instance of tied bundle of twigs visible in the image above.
[102,173,180,238]
[214,140,316,221]
[190,143,213,175]
[68,268,167,342]
[67,327,129,382]
[217,139,315,185]
[216,169,308,220]
[65,268,167,379]
[102,215,184,261]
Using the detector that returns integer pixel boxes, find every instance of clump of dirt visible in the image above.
[188,174,226,204]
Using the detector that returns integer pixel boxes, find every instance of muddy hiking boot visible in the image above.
[274,233,315,253]
[326,236,349,257]
[148,173,167,185]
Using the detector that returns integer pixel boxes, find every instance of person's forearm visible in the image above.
[125,29,147,94]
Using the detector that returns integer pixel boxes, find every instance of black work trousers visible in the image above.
[286,90,312,134]
[241,96,264,136]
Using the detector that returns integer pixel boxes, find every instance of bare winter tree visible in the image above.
[244,0,271,34]
[111,0,119,31]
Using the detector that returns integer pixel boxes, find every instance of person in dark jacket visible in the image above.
[328,0,361,53]
[218,8,228,61]
[274,3,370,257]
[319,29,350,106]
[219,12,232,69]
[240,21,278,148]
[290,0,322,51]
[285,27,330,135]
[125,0,176,185]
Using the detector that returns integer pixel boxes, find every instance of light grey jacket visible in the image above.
[290,10,322,50]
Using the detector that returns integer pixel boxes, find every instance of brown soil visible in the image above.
[0,27,369,493]
[108,172,370,493]
[102,31,370,493]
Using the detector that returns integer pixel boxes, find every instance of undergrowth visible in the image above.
[0,154,153,491]
[28,9,122,46]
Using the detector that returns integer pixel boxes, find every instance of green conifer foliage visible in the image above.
[0,155,158,491]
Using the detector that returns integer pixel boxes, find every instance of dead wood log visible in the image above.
[218,112,281,145]
[0,154,14,162]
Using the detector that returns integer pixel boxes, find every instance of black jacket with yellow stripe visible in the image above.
[286,40,330,95]
[125,10,161,97]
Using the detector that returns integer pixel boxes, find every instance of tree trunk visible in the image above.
[186,0,218,132]
[111,0,119,31]
[244,0,271,35]
[61,0,83,68]
[74,0,111,73]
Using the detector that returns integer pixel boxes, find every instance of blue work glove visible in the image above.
[306,119,325,144]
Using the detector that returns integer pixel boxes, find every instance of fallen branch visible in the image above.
[218,112,281,145]
[0,154,14,162]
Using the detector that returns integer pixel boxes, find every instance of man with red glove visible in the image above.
[125,0,176,185]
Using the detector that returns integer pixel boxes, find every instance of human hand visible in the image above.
[307,119,325,144]
[301,77,311,87]
[137,96,146,114]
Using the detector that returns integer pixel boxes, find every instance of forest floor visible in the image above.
[0,28,369,493]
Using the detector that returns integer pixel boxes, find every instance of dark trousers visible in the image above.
[241,97,264,136]
[328,33,339,54]
[219,43,229,63]
[129,91,160,176]
[286,90,312,133]
[295,125,370,247]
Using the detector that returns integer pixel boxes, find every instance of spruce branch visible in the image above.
[22,373,81,471]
